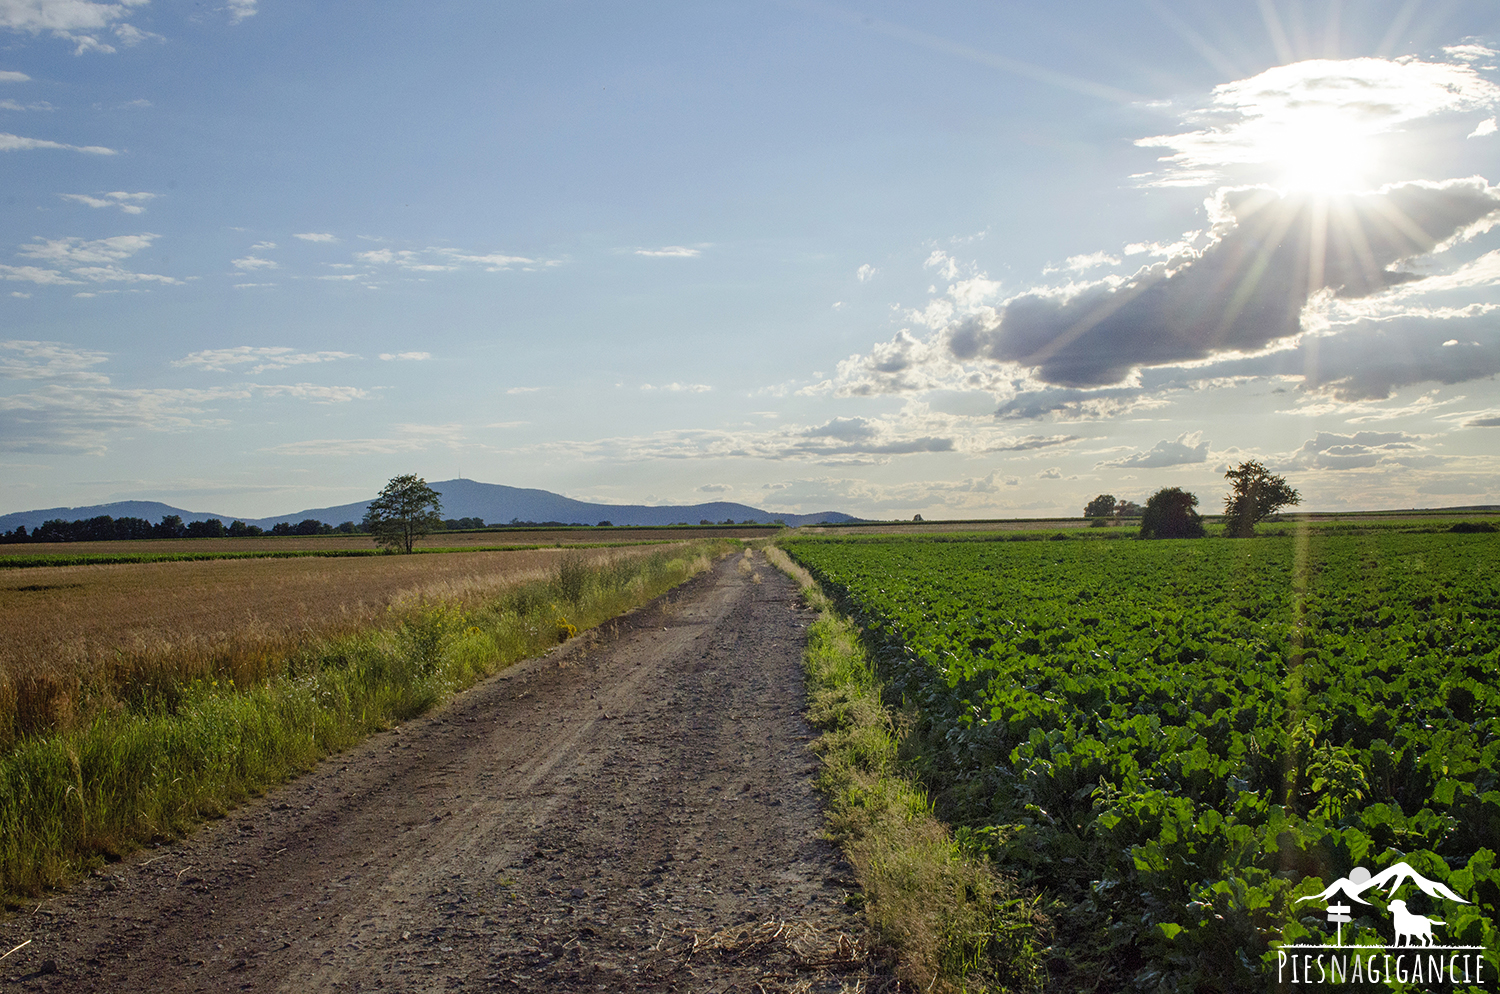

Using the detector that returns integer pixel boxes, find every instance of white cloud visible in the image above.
[635,246,699,258]
[1444,44,1499,63]
[506,386,541,394]
[1045,251,1121,274]
[262,424,470,457]
[378,351,430,361]
[173,346,358,374]
[0,353,368,456]
[356,246,535,272]
[231,256,277,271]
[250,241,275,251]
[697,483,732,493]
[0,70,31,83]
[1469,117,1498,138]
[924,250,958,281]
[59,191,156,214]
[0,97,53,110]
[640,382,711,393]
[253,382,365,404]
[225,0,256,24]
[856,263,875,282]
[11,233,181,285]
[1285,431,1427,471]
[0,263,80,285]
[1137,56,1500,189]
[0,132,114,154]
[1097,431,1209,468]
[19,233,156,265]
[294,232,337,242]
[0,0,157,55]
[0,339,109,382]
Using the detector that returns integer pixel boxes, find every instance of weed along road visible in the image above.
[6,551,874,992]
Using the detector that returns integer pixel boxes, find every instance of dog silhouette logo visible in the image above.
[1388,899,1445,947]
[1274,859,1488,985]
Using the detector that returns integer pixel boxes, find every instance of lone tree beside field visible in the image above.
[1084,494,1118,518]
[1222,460,1300,537]
[1138,487,1205,539]
[364,474,443,553]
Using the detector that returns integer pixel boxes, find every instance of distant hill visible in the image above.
[0,500,237,533]
[0,480,859,532]
[246,479,858,529]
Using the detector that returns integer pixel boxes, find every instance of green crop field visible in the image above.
[784,531,1500,991]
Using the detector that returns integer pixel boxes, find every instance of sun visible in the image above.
[1246,111,1375,194]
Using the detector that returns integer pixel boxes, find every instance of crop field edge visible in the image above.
[763,544,1048,993]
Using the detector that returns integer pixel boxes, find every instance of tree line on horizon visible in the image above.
[1084,460,1302,539]
[0,513,495,545]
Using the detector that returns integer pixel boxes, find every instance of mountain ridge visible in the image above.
[0,479,859,531]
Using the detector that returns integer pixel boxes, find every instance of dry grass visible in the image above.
[0,545,665,743]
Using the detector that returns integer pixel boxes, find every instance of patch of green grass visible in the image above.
[764,546,1048,994]
[0,541,730,900]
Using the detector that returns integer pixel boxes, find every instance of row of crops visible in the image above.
[783,531,1500,991]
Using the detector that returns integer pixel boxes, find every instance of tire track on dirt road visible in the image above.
[4,550,884,992]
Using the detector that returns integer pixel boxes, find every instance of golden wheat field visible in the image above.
[0,545,667,738]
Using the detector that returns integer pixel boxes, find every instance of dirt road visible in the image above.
[3,551,884,992]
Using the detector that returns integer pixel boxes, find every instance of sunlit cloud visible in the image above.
[378,351,430,361]
[1284,431,1428,471]
[1097,431,1209,468]
[635,246,700,258]
[1137,56,1500,191]
[294,232,337,242]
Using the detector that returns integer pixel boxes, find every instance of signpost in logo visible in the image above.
[1275,861,1488,985]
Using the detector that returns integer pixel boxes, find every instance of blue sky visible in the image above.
[2,1,1498,519]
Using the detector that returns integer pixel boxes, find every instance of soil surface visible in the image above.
[2,551,888,992]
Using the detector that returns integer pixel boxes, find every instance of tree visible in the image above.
[1222,460,1300,537]
[363,474,443,553]
[1084,494,1118,518]
[1138,487,1205,539]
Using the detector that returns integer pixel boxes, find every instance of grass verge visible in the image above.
[763,545,1048,993]
[0,541,730,902]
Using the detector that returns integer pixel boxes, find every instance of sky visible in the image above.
[2,1,1499,520]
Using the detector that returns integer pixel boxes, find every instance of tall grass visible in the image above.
[0,542,727,900]
[764,545,1047,993]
